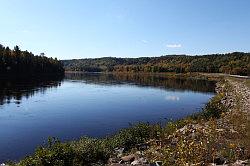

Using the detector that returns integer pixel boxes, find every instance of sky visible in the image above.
[0,0,249,59]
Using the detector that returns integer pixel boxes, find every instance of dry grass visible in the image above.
[142,78,249,165]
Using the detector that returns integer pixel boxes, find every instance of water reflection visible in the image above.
[65,72,216,93]
[0,73,215,162]
[0,73,215,107]
[165,95,180,101]
[0,76,63,106]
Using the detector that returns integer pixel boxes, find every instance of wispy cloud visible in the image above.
[166,44,182,48]
[141,40,148,44]
[18,29,33,34]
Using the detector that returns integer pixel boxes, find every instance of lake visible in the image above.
[0,73,215,162]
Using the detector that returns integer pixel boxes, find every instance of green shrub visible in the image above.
[19,138,74,166]
[17,123,160,165]
[202,93,225,119]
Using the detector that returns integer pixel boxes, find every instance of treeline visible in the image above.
[0,44,64,76]
[62,52,250,76]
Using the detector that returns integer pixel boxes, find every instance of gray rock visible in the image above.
[155,161,163,166]
[138,157,148,164]
[108,157,121,164]
[130,157,148,165]
[121,154,136,162]
[136,143,149,151]
[231,160,249,166]
[114,147,125,157]
[131,160,140,165]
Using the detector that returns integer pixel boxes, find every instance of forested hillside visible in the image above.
[0,44,64,76]
[62,52,250,76]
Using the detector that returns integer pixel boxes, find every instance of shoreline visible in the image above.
[5,76,250,166]
[106,77,249,165]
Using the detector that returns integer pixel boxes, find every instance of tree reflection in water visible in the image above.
[0,75,63,106]
[65,72,216,93]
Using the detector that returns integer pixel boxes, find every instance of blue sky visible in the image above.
[0,0,249,59]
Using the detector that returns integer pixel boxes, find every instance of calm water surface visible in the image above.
[0,73,215,162]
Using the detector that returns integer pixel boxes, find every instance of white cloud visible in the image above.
[166,44,182,48]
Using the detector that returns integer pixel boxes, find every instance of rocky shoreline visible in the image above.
[107,78,250,166]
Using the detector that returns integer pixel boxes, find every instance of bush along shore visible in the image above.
[5,77,250,166]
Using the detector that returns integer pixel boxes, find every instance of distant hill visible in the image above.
[62,52,250,76]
